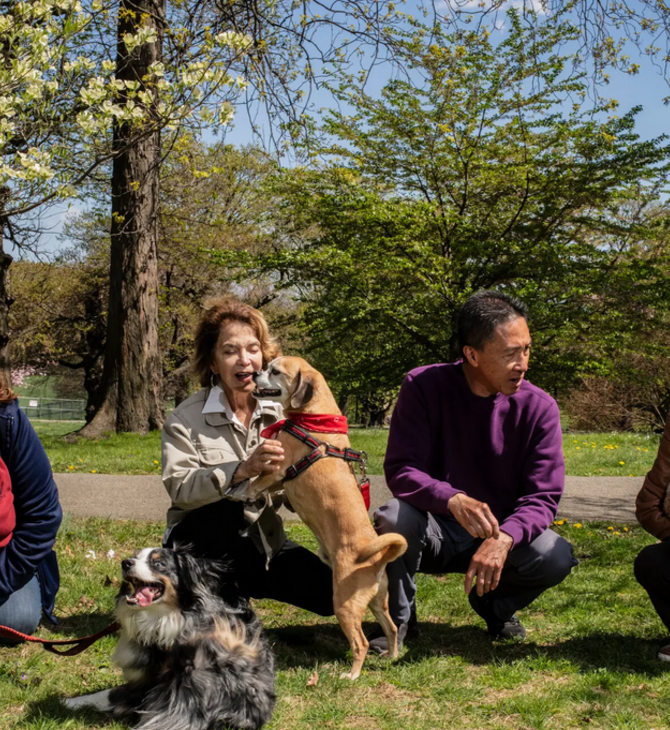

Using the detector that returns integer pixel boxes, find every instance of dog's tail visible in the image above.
[356,533,407,568]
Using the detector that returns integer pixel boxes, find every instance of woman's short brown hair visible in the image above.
[193,297,281,388]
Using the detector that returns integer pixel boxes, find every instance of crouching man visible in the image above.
[371,291,577,652]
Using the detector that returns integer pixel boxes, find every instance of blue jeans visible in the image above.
[0,576,42,645]
[375,498,577,626]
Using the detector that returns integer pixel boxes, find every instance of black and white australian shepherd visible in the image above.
[64,547,276,730]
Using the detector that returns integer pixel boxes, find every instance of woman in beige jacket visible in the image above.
[635,410,670,660]
[162,297,333,615]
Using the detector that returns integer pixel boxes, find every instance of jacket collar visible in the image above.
[202,386,282,429]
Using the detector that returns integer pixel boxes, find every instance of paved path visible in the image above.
[54,473,642,524]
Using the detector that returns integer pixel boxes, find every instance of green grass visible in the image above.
[2,517,670,729]
[33,422,661,477]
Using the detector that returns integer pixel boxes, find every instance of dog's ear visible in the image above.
[290,369,314,409]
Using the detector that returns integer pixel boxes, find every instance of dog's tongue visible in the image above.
[136,586,155,607]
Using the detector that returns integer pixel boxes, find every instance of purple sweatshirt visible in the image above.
[384,362,565,548]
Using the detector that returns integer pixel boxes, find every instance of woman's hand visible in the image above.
[234,440,285,482]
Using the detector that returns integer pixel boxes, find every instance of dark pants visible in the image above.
[166,499,334,616]
[375,498,577,626]
[635,541,670,633]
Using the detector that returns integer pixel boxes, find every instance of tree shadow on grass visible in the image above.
[268,620,669,677]
[401,622,669,676]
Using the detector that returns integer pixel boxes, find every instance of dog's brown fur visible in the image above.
[246,357,407,680]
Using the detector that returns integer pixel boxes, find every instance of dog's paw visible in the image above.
[339,670,361,681]
[62,689,113,712]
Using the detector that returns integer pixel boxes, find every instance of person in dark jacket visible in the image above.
[371,291,577,653]
[0,390,62,643]
[634,410,670,661]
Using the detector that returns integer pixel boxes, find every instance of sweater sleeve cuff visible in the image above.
[498,519,523,549]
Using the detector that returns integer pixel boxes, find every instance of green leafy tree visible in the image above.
[222,13,670,412]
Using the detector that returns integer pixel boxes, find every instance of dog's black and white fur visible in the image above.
[64,547,275,730]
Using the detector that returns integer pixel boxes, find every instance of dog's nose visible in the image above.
[121,559,134,572]
[252,371,262,382]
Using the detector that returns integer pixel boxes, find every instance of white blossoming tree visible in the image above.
[0,0,254,415]
[2,0,404,433]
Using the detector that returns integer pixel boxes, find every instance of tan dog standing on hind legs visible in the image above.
[228,356,407,680]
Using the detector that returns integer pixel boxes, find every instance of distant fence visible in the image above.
[21,398,86,421]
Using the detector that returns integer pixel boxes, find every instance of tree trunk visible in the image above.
[0,188,12,392]
[79,0,165,436]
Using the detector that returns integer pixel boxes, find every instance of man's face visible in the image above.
[464,316,531,397]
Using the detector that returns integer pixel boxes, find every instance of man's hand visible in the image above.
[464,532,514,597]
[448,493,500,539]
[234,440,285,483]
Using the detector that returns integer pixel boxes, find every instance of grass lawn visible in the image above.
[1,517,669,729]
[34,422,661,477]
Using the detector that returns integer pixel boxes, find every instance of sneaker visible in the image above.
[658,643,670,662]
[488,614,527,640]
[468,592,526,640]
[368,617,417,655]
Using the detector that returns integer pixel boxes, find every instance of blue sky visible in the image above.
[35,10,670,257]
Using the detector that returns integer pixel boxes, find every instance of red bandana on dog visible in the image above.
[261,414,348,439]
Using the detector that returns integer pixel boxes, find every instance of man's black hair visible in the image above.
[457,291,529,352]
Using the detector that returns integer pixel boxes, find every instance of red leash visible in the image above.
[0,621,120,656]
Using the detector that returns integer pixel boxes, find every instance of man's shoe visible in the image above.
[368,618,417,655]
[658,643,670,662]
[468,592,526,640]
[487,614,527,640]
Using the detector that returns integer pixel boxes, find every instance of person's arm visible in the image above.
[162,415,246,510]
[0,406,62,605]
[384,372,465,515]
[498,398,565,549]
[161,416,284,510]
[636,412,670,540]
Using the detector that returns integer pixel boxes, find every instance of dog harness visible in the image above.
[263,419,371,509]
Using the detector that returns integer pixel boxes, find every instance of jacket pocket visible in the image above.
[196,447,234,466]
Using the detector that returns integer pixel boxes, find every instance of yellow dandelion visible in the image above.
[153,460,159,465]
[613,531,620,535]
[78,458,84,463]
[624,527,629,532]
[576,447,581,450]
[573,523,583,528]
[68,465,74,471]
[619,461,625,465]
[607,526,614,531]
[91,469,97,474]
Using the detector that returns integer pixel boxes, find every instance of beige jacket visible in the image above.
[162,387,286,560]
[636,410,670,541]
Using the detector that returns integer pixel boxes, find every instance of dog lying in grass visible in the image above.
[63,546,275,730]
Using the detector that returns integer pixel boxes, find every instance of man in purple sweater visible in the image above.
[371,291,577,653]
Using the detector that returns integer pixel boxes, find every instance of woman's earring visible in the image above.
[210,371,218,389]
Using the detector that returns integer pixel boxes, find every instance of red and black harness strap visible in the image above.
[279,421,371,509]
[0,620,120,655]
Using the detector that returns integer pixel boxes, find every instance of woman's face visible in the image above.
[211,320,264,398]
